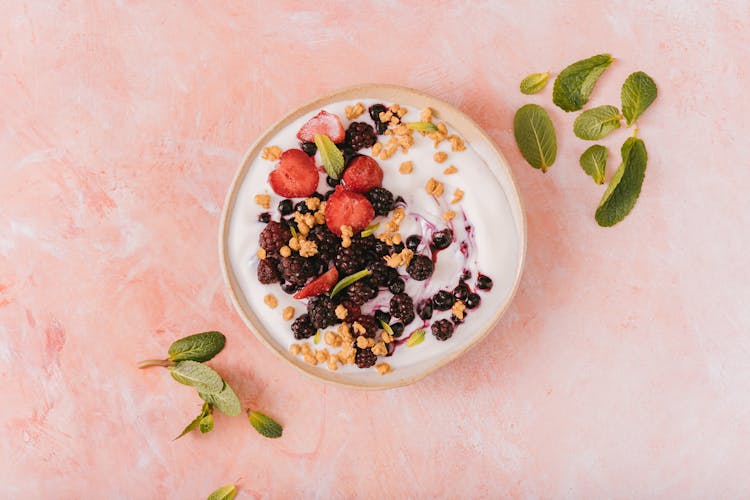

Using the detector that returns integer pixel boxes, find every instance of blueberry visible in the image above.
[453,283,470,301]
[405,235,422,251]
[374,310,391,325]
[465,293,481,309]
[310,192,324,201]
[451,313,465,325]
[326,176,341,187]
[295,200,310,214]
[392,243,405,253]
[278,199,294,216]
[432,290,454,310]
[324,189,336,200]
[417,299,433,320]
[280,282,298,295]
[431,229,453,250]
[461,269,472,281]
[258,212,271,223]
[389,278,405,295]
[390,322,405,338]
[300,141,317,156]
[477,274,493,291]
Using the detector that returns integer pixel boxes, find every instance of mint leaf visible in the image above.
[360,222,379,237]
[200,381,242,416]
[330,269,372,298]
[405,122,438,132]
[248,410,283,439]
[168,331,226,363]
[174,402,211,440]
[207,484,238,500]
[553,54,614,112]
[314,133,344,179]
[621,71,657,126]
[579,145,608,185]
[595,137,648,226]
[170,360,224,394]
[520,72,550,95]
[199,412,214,434]
[573,105,621,140]
[513,104,557,172]
[406,329,425,347]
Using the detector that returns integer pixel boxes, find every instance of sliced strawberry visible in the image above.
[296,110,345,143]
[325,186,375,236]
[341,155,383,193]
[293,267,339,299]
[268,148,319,198]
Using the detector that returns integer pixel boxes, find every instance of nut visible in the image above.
[256,248,267,260]
[345,102,366,120]
[261,145,282,161]
[399,161,414,174]
[433,152,448,163]
[372,341,388,356]
[289,344,301,356]
[376,363,392,375]
[443,210,456,221]
[443,165,458,175]
[279,246,292,257]
[282,306,295,321]
[263,294,278,309]
[335,305,348,320]
[425,178,445,197]
[452,300,466,320]
[254,194,271,209]
[451,188,464,204]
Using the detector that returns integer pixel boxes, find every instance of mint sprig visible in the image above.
[314,133,345,179]
[513,104,557,172]
[248,410,283,439]
[520,72,550,95]
[552,54,613,112]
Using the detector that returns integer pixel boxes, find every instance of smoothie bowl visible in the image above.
[220,85,526,389]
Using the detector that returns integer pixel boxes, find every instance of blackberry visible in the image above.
[373,240,390,258]
[257,258,280,284]
[294,200,310,214]
[417,299,433,320]
[300,141,317,156]
[353,314,379,338]
[258,212,271,223]
[390,293,415,324]
[278,255,317,288]
[307,296,338,329]
[407,255,434,281]
[405,235,422,251]
[365,187,395,217]
[368,104,389,134]
[453,283,470,301]
[346,279,377,305]
[335,246,371,275]
[465,293,481,309]
[431,319,454,341]
[291,314,316,340]
[432,290,454,310]
[278,199,294,216]
[259,221,291,254]
[431,229,453,250]
[355,347,377,368]
[477,274,494,291]
[346,122,377,151]
[390,322,405,338]
[389,278,405,295]
[374,310,391,325]
[308,225,340,263]
[326,176,341,187]
[367,261,398,287]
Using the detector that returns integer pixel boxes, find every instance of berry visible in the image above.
[389,278,405,295]
[294,200,310,214]
[405,235,422,251]
[278,255,317,288]
[309,192,324,201]
[374,310,391,324]
[257,258,280,284]
[368,104,388,134]
[431,228,453,250]
[453,283,470,301]
[451,313,465,325]
[477,274,494,291]
[342,156,383,193]
[365,187,395,217]
[432,290,454,311]
[280,282,298,294]
[300,141,317,156]
[324,189,335,200]
[392,242,405,253]
[461,269,472,281]
[258,212,271,223]
[345,122,377,151]
[407,254,434,281]
[278,199,294,216]
[367,261,398,287]
[269,149,319,198]
[390,293,415,324]
[337,299,361,322]
[326,176,341,187]
[294,267,339,299]
[307,296,338,329]
[465,293,481,309]
[373,240,390,258]
[335,246,371,275]
[345,279,377,305]
[259,221,291,254]
[417,299,433,320]
[431,319,454,341]
[355,348,377,368]
[353,314,379,338]
[307,224,340,263]
[297,110,345,143]
[325,186,375,236]
[291,314,316,340]
[390,322,405,338]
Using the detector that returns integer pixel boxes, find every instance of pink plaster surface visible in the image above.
[1,1,749,498]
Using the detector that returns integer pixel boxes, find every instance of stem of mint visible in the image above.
[137,358,174,369]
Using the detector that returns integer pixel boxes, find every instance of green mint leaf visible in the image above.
[314,133,345,179]
[553,54,614,112]
[595,137,648,227]
[579,145,608,185]
[199,412,214,433]
[406,329,425,347]
[360,222,379,237]
[520,72,550,94]
[330,269,372,298]
[573,105,622,140]
[169,360,224,394]
[379,320,394,337]
[248,410,283,439]
[200,382,242,416]
[621,71,657,126]
[313,331,321,345]
[174,402,211,440]
[207,484,238,500]
[168,331,226,363]
[513,104,557,172]
[405,121,438,132]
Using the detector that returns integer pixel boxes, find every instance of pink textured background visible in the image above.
[1,1,748,498]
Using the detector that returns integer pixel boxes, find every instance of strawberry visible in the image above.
[297,111,345,143]
[341,155,383,193]
[268,149,319,198]
[325,186,375,236]
[293,267,339,299]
